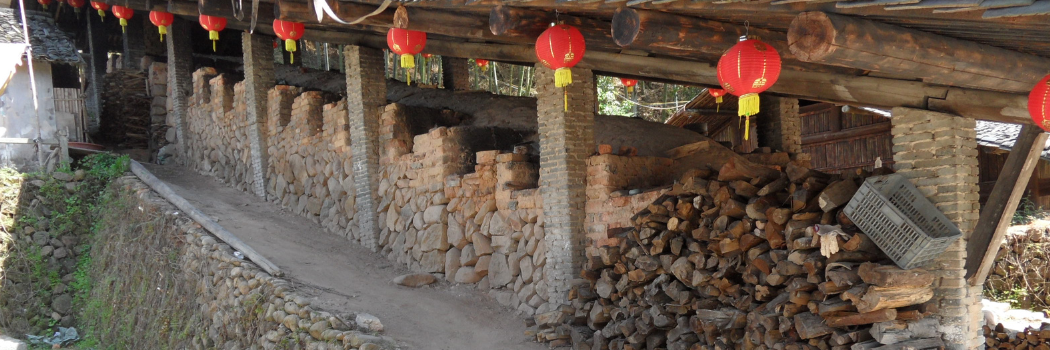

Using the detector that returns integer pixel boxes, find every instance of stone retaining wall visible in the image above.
[117,176,395,350]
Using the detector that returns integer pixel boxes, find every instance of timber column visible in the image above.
[242,32,275,198]
[758,97,803,154]
[344,45,386,252]
[536,65,595,306]
[442,57,471,91]
[166,17,193,163]
[890,107,982,350]
[85,14,108,133]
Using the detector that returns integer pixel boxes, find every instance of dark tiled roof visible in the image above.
[0,8,80,64]
[976,120,1050,161]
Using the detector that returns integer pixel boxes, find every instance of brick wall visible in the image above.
[759,96,803,155]
[243,32,275,198]
[891,107,983,350]
[584,154,676,246]
[536,65,596,306]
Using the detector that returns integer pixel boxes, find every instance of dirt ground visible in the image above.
[144,164,545,350]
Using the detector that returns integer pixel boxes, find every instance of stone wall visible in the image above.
[180,69,688,318]
[116,176,395,349]
[184,69,256,192]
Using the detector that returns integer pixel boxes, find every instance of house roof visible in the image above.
[976,120,1050,161]
[0,8,80,64]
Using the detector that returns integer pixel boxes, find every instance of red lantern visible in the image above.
[535,24,585,88]
[708,88,727,112]
[716,37,782,140]
[422,53,433,58]
[476,59,489,72]
[199,15,227,52]
[273,20,305,64]
[620,78,638,93]
[67,0,84,14]
[1028,74,1050,131]
[38,0,51,10]
[111,6,133,33]
[386,28,426,84]
[149,11,174,42]
[90,1,107,18]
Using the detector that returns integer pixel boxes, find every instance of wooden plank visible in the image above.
[979,0,1035,8]
[966,125,1049,284]
[983,0,1050,17]
[801,122,891,146]
[836,0,920,9]
[129,161,284,277]
[883,0,982,10]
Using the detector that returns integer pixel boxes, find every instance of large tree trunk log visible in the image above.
[488,6,620,52]
[787,11,1050,94]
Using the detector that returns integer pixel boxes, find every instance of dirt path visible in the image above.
[145,165,545,350]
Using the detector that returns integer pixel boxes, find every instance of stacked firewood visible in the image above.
[99,70,151,148]
[541,161,946,350]
[985,323,1050,349]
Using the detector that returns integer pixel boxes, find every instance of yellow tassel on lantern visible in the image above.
[119,18,127,32]
[285,39,296,64]
[554,67,572,88]
[627,86,634,94]
[738,93,760,140]
[97,9,104,18]
[209,30,219,52]
[42,4,48,9]
[158,25,167,42]
[400,54,415,69]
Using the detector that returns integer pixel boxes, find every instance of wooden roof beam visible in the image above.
[788,11,1050,94]
[488,6,620,51]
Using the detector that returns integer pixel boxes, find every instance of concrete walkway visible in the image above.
[145,164,545,350]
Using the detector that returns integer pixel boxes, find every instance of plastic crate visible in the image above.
[843,174,962,270]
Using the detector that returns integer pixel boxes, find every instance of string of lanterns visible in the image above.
[273,20,305,64]
[89,1,106,18]
[66,0,84,15]
[149,11,173,42]
[199,15,227,52]
[1029,74,1050,131]
[111,5,133,32]
[716,36,782,140]
[386,28,427,85]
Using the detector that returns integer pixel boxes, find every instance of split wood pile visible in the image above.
[985,323,1050,350]
[533,162,946,350]
[99,70,151,148]
[985,226,1050,311]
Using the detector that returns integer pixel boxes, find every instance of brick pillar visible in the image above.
[167,17,193,163]
[536,65,595,305]
[242,32,274,198]
[442,57,470,91]
[344,45,386,251]
[121,16,146,70]
[890,107,982,350]
[85,15,109,133]
[758,97,802,154]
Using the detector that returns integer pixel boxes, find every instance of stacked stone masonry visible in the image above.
[759,97,803,155]
[117,177,396,350]
[890,107,983,350]
[181,66,682,318]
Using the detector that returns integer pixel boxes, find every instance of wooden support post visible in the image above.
[788,11,1050,93]
[441,57,470,91]
[966,125,1049,284]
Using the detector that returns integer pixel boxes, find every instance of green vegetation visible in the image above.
[0,154,129,344]
[1011,196,1044,225]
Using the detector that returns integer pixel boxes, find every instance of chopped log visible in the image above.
[824,309,897,327]
[869,338,945,350]
[794,312,835,339]
[855,285,934,313]
[818,180,859,212]
[487,6,619,51]
[718,157,782,183]
[787,11,1050,94]
[857,263,935,288]
[666,141,712,160]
